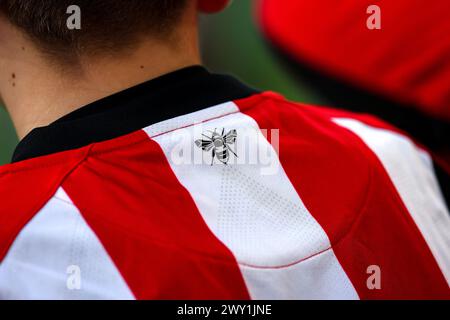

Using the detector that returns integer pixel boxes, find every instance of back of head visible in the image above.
[0,0,189,63]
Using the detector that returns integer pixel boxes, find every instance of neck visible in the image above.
[0,21,201,139]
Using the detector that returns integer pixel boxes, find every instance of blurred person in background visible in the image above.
[258,0,450,200]
[0,0,448,300]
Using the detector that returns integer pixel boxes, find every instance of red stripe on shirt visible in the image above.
[0,149,89,263]
[237,93,449,299]
[62,130,250,300]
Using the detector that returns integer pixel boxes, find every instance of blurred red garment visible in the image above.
[259,0,450,120]
[258,0,450,172]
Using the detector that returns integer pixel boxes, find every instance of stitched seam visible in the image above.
[86,97,266,156]
[149,110,241,139]
[237,170,375,270]
[0,97,265,172]
[88,110,242,157]
[239,246,333,270]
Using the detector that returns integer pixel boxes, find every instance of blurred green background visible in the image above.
[0,0,320,165]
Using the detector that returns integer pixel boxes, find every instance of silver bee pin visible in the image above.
[195,128,238,165]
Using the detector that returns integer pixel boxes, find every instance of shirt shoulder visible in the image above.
[0,148,89,264]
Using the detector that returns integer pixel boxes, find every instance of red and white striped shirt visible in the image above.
[0,67,448,299]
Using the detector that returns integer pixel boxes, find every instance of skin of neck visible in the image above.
[0,5,201,139]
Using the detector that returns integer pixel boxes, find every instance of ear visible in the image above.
[198,0,231,13]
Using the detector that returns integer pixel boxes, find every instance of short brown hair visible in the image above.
[0,0,188,61]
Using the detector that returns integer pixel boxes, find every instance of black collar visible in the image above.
[12,66,257,163]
